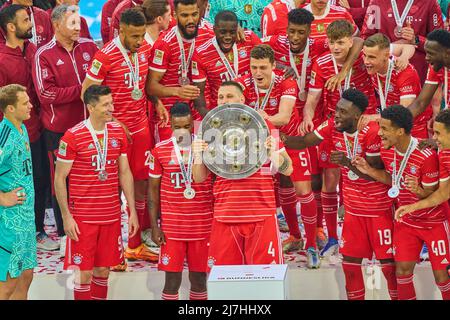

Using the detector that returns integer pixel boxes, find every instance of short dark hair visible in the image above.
[435,109,450,131]
[120,8,146,27]
[250,44,275,64]
[427,29,450,49]
[341,88,368,114]
[214,10,237,25]
[327,19,354,41]
[84,85,111,106]
[170,102,191,118]
[288,8,314,26]
[174,0,197,10]
[142,0,169,24]
[0,84,26,113]
[220,81,244,94]
[364,33,391,50]
[380,105,413,134]
[0,4,26,34]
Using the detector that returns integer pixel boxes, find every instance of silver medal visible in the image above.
[347,170,359,181]
[131,88,143,100]
[179,76,190,86]
[298,91,307,102]
[98,170,108,181]
[388,186,400,198]
[394,26,402,38]
[183,187,196,199]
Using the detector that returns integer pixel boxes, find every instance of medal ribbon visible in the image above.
[254,72,275,111]
[175,27,196,79]
[172,136,193,190]
[392,137,417,189]
[343,131,359,160]
[289,41,310,98]
[212,37,239,80]
[377,59,395,110]
[115,37,140,92]
[331,56,352,96]
[445,67,448,109]
[391,0,415,29]
[86,119,108,173]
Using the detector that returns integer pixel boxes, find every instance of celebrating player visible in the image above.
[192,81,293,267]
[352,105,450,300]
[0,84,35,300]
[148,102,213,301]
[55,85,139,300]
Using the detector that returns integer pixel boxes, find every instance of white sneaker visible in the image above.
[59,235,67,257]
[141,229,160,255]
[36,232,60,251]
[44,209,56,226]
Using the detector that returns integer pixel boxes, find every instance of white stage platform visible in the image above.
[29,262,443,300]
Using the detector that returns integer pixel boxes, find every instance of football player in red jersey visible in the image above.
[55,85,139,300]
[396,109,450,217]
[282,88,398,300]
[261,0,307,38]
[192,81,293,267]
[353,105,450,300]
[148,102,213,300]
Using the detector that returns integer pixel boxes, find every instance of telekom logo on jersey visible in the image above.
[124,72,142,88]
[91,155,117,170]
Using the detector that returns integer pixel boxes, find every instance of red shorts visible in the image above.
[393,221,450,271]
[286,147,311,182]
[340,211,394,260]
[158,238,209,273]
[207,215,283,269]
[308,146,320,175]
[64,219,123,271]
[128,125,152,180]
[318,140,338,169]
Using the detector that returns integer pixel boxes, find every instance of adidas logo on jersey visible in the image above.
[215,61,223,67]
[88,143,94,150]
[335,142,342,148]
[280,56,287,62]
[56,59,64,66]
[304,169,311,175]
[441,258,449,264]
[386,248,393,255]
[121,61,128,67]
[168,159,176,165]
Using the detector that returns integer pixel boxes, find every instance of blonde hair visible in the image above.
[0,84,26,113]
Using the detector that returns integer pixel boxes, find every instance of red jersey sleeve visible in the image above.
[439,152,450,182]
[312,38,329,57]
[149,39,170,73]
[309,59,326,91]
[261,5,276,38]
[420,151,440,187]
[261,35,278,47]
[421,1,444,52]
[148,147,163,178]
[247,30,262,46]
[281,77,298,99]
[191,49,207,83]
[424,64,442,86]
[343,10,359,34]
[396,66,420,100]
[86,50,112,83]
[313,118,333,142]
[118,126,128,155]
[363,122,381,156]
[56,131,77,162]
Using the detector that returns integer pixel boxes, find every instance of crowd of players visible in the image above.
[0,0,450,301]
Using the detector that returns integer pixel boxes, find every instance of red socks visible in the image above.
[279,187,301,239]
[190,290,208,300]
[342,262,365,300]
[74,283,91,300]
[397,274,416,300]
[321,191,338,239]
[127,201,145,249]
[162,292,179,300]
[381,263,398,300]
[91,276,109,300]
[314,191,323,228]
[437,279,450,300]
[298,192,317,249]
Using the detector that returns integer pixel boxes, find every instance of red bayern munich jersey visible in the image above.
[425,65,450,108]
[314,119,393,217]
[439,149,450,183]
[213,121,285,223]
[191,30,261,109]
[261,0,294,38]
[309,52,378,116]
[370,63,432,138]
[149,24,214,120]
[237,71,300,136]
[302,3,358,41]
[262,35,329,118]
[57,121,128,224]
[86,38,151,135]
[149,139,214,241]
[380,141,447,229]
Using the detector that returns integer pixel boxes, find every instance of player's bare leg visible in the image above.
[162,272,182,300]
[9,269,33,300]
[395,261,417,300]
[91,267,110,300]
[188,271,207,300]
[279,176,302,254]
[320,168,340,257]
[0,273,19,300]
[293,179,320,269]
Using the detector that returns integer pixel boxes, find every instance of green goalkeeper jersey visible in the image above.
[206,0,271,37]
